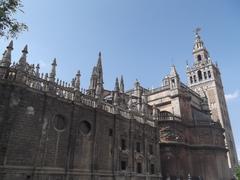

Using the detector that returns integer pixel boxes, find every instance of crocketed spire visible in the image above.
[0,41,13,67]
[119,75,124,93]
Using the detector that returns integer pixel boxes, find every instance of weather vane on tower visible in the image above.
[194,27,201,35]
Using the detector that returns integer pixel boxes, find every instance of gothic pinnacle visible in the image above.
[114,77,120,92]
[18,45,28,66]
[0,41,13,67]
[75,70,81,91]
[49,58,57,82]
[120,75,124,93]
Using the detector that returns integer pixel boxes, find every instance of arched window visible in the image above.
[198,70,202,81]
[190,76,193,84]
[193,75,197,82]
[197,55,202,62]
[208,70,211,78]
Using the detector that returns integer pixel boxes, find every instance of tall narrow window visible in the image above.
[150,164,155,174]
[198,70,202,81]
[197,54,202,62]
[121,161,127,171]
[149,144,153,155]
[190,76,193,84]
[204,72,207,79]
[208,70,211,78]
[137,163,142,173]
[136,142,141,153]
[193,75,197,83]
[121,139,126,150]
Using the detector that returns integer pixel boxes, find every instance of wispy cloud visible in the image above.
[225,90,240,101]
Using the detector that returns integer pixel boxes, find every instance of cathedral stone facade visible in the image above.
[0,32,237,180]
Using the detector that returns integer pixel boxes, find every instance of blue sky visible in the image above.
[0,0,240,159]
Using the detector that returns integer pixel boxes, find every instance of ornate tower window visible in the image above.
[197,54,202,62]
[193,75,197,83]
[190,76,193,84]
[204,72,207,79]
[208,70,211,78]
[198,70,203,81]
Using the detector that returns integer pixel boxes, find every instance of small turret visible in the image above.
[0,41,13,67]
[49,58,57,82]
[134,79,141,97]
[169,65,180,89]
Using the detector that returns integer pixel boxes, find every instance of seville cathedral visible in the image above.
[0,32,238,180]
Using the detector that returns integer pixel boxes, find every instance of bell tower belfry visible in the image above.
[186,29,238,170]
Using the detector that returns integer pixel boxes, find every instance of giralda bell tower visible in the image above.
[186,29,238,170]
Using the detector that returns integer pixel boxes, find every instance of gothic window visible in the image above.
[149,144,153,155]
[121,161,127,171]
[121,139,127,150]
[208,70,211,78]
[171,79,175,88]
[197,54,202,62]
[137,162,142,173]
[136,142,141,152]
[150,164,155,174]
[204,72,207,79]
[198,70,203,81]
[190,76,193,84]
[193,75,197,83]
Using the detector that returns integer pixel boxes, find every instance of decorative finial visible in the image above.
[22,45,28,54]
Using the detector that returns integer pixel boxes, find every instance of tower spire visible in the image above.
[192,28,210,64]
[97,51,103,85]
[0,41,13,67]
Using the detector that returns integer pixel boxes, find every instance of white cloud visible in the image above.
[225,90,239,101]
[237,148,240,162]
